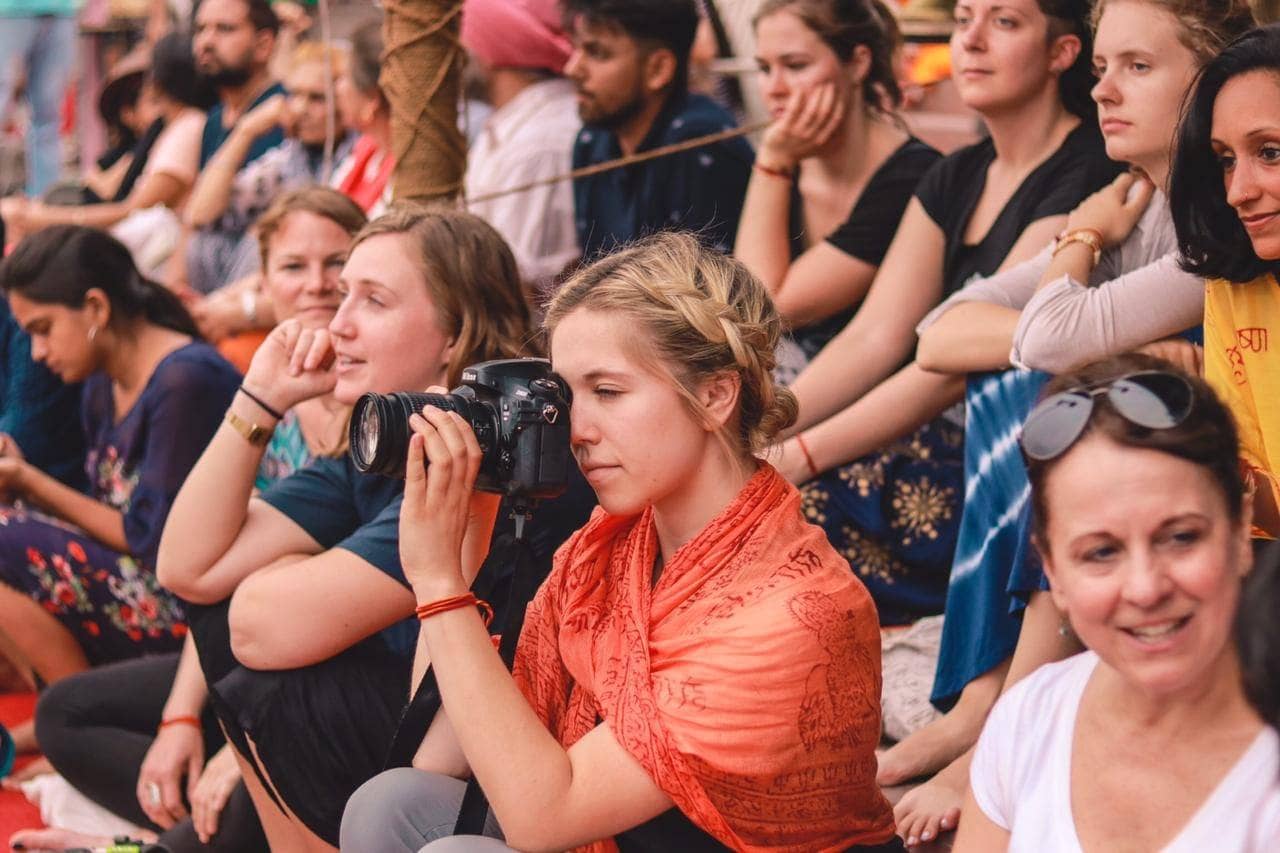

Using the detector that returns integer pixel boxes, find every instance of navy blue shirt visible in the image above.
[573,92,753,260]
[260,457,418,656]
[1,295,84,489]
[199,82,288,169]
[82,342,241,568]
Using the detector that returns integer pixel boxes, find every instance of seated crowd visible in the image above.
[0,0,1278,850]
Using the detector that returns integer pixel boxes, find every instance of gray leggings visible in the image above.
[340,768,510,852]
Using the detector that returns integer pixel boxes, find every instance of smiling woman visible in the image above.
[954,353,1280,851]
[155,206,534,851]
[1171,24,1280,539]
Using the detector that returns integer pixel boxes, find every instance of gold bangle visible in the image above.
[225,410,273,446]
[1053,228,1103,266]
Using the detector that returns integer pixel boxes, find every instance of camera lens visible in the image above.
[349,391,459,477]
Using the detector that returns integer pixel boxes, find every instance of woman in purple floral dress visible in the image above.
[0,226,239,678]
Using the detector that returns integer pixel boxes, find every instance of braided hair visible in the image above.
[545,233,797,459]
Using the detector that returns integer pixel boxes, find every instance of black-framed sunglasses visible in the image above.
[1020,370,1196,461]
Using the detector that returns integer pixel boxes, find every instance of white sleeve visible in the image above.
[1010,253,1203,373]
[968,681,1027,830]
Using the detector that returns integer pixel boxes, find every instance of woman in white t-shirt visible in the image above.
[956,352,1280,852]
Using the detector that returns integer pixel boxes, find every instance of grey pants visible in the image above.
[340,768,510,852]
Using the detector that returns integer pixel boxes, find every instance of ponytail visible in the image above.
[0,225,201,339]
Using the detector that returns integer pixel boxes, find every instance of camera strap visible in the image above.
[381,519,544,836]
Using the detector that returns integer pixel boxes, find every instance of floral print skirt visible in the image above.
[799,414,964,627]
[0,504,186,665]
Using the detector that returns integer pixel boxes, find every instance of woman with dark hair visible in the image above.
[331,20,394,214]
[887,2,1255,844]
[0,226,239,681]
[1170,24,1280,538]
[0,33,217,242]
[737,0,941,373]
[955,353,1280,849]
[762,0,1119,779]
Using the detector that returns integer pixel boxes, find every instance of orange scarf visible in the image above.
[512,465,896,851]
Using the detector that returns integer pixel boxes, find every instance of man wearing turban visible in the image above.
[462,0,582,295]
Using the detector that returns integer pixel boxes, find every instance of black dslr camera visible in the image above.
[347,358,572,501]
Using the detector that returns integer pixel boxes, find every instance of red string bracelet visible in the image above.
[753,161,793,182]
[415,592,494,628]
[158,715,201,731]
[794,434,819,479]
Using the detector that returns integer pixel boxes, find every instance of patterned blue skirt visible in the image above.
[800,414,964,626]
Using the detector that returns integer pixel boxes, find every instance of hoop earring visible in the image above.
[87,325,98,342]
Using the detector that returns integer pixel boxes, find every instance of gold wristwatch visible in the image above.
[225,410,273,446]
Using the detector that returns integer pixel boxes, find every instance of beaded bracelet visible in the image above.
[415,592,494,628]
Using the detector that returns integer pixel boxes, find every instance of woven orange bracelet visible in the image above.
[158,715,201,731]
[415,592,494,628]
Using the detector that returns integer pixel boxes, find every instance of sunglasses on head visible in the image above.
[1020,370,1195,462]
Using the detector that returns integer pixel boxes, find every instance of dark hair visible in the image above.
[348,20,384,97]
[754,0,903,113]
[1171,25,1280,283]
[1238,540,1280,733]
[563,0,699,94]
[1025,352,1245,545]
[0,227,201,339]
[151,32,219,111]
[244,0,280,36]
[1038,0,1097,121]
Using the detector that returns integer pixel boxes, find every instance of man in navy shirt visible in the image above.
[193,0,286,170]
[564,0,753,261]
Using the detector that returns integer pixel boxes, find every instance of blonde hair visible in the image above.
[1091,0,1256,64]
[544,232,797,458]
[351,205,534,387]
[288,40,348,75]
[256,185,367,270]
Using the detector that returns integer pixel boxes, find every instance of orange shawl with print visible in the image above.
[512,465,896,851]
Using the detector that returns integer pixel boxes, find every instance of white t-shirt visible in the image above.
[971,651,1280,852]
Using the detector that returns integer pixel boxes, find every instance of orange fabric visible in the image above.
[512,465,895,851]
[216,329,269,375]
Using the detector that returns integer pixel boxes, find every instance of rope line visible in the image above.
[467,119,768,205]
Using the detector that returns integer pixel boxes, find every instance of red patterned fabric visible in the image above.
[512,465,897,851]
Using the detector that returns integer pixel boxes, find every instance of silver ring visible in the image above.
[148,781,161,805]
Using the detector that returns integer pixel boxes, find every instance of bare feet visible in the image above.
[9,825,113,851]
[1,755,52,790]
[894,752,969,848]
[877,661,1008,786]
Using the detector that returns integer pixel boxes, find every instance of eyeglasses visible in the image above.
[1020,370,1195,461]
